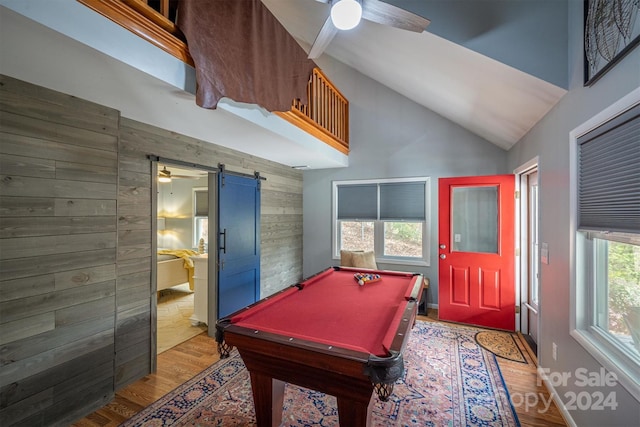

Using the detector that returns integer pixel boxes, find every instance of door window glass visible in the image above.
[451,186,498,253]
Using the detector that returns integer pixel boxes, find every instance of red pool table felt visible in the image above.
[229,267,420,357]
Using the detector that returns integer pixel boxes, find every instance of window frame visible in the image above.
[570,88,640,400]
[332,177,430,267]
[192,187,208,249]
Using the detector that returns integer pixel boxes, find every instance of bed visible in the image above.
[157,249,198,291]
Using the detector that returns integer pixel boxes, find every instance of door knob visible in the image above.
[440,254,446,259]
[440,244,446,249]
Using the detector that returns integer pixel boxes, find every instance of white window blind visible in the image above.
[194,189,208,217]
[578,103,640,234]
[337,181,426,221]
[336,184,378,220]
[380,182,425,220]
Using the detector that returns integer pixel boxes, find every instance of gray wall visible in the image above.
[506,1,640,425]
[302,58,508,305]
[0,75,304,426]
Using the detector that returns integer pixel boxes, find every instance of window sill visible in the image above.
[570,327,640,401]
[332,257,429,268]
[378,258,430,268]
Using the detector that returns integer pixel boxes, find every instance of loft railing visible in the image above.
[276,68,349,154]
[78,0,193,65]
[77,0,349,154]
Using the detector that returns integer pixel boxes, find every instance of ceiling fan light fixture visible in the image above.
[331,0,362,31]
[158,166,172,183]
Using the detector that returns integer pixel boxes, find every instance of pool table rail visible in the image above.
[215,286,421,393]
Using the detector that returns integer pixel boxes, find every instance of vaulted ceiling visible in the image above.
[262,0,568,150]
[1,0,570,168]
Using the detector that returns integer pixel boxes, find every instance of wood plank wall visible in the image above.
[0,75,304,425]
[0,75,119,425]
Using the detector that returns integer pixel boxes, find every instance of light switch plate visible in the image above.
[541,242,549,264]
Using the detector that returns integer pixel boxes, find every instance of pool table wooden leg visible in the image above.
[336,393,374,427]
[248,372,285,427]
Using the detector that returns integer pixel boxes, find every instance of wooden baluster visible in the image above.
[328,82,331,133]
[336,96,340,141]
[323,78,328,130]
[339,97,342,139]
[338,98,342,142]
[313,72,318,123]
[308,76,312,117]
[339,99,342,141]
[324,77,328,129]
[308,73,312,118]
[336,98,340,140]
[318,70,321,124]
[343,99,346,142]
[320,78,327,129]
[342,99,345,142]
[316,76,322,127]
[333,91,337,139]
[319,75,323,127]
[160,0,169,18]
[333,89,336,137]
[333,98,340,139]
[320,77,324,129]
[325,79,329,131]
[318,76,322,128]
[329,85,333,136]
[312,75,315,123]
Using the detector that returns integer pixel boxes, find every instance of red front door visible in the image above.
[438,175,515,331]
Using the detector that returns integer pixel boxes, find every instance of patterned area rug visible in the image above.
[121,321,520,426]
[475,331,527,363]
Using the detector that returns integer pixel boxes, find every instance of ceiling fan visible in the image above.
[308,0,430,59]
[158,166,207,183]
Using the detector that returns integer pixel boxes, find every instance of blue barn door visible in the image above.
[217,171,261,318]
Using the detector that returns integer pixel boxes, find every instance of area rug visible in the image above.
[121,321,520,426]
[475,331,527,364]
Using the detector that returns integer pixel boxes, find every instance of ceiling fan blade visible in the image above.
[362,0,430,32]
[308,15,338,59]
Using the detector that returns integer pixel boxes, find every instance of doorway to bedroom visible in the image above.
[156,164,211,354]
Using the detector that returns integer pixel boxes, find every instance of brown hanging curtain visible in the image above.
[177,0,317,112]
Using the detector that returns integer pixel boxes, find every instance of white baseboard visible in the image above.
[539,367,577,427]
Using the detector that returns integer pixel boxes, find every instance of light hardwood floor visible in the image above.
[74,310,567,426]
[157,283,207,354]
[492,326,567,426]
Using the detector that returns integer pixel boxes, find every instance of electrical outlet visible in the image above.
[552,342,557,361]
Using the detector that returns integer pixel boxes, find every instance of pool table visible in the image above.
[215,266,425,426]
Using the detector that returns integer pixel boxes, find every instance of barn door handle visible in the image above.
[219,229,227,254]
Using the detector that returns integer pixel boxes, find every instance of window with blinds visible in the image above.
[333,178,430,265]
[572,92,640,397]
